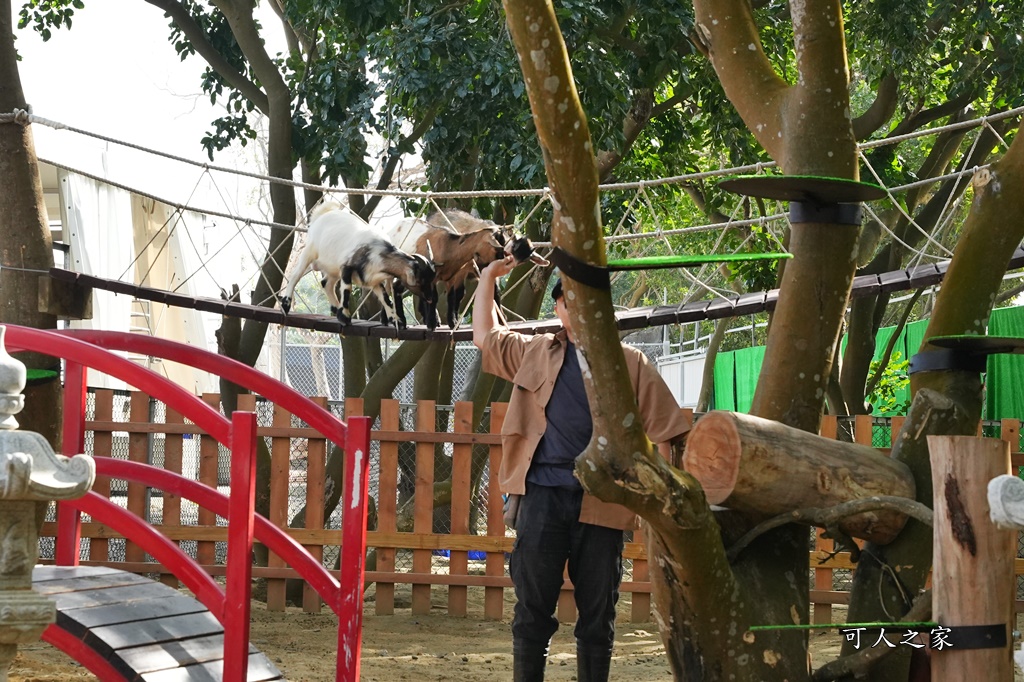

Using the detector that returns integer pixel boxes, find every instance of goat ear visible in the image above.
[425,241,435,262]
[530,253,550,267]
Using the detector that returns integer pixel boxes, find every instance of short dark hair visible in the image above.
[551,277,563,302]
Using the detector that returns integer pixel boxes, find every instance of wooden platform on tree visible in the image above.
[48,247,1024,340]
[33,565,284,681]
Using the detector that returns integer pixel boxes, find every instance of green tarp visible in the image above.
[734,346,765,413]
[710,305,1024,420]
[985,306,1024,421]
[713,351,737,412]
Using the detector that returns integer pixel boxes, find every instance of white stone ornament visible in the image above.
[0,325,95,676]
[986,474,1024,531]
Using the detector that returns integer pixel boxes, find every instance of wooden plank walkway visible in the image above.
[33,565,284,682]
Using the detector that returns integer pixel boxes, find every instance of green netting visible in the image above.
[734,346,765,412]
[713,351,737,411]
[605,252,791,271]
[985,306,1024,421]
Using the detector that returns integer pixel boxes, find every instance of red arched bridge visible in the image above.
[5,324,371,682]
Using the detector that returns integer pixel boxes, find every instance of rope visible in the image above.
[857,150,956,258]
[8,105,1021,199]
[39,156,298,233]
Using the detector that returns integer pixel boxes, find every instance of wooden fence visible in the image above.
[39,392,1024,624]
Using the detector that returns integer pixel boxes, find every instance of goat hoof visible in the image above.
[280,297,291,314]
[329,306,338,316]
[337,311,351,326]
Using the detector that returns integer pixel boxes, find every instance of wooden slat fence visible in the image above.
[39,391,1024,624]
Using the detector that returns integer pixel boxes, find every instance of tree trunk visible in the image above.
[0,0,60,445]
[684,411,915,543]
[842,124,1024,681]
[696,318,728,412]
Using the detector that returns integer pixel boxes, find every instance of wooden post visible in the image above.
[812,415,838,625]
[303,396,329,614]
[375,400,400,615]
[126,391,150,563]
[484,402,507,620]
[411,400,435,615]
[928,435,1014,681]
[161,406,184,589]
[448,401,473,617]
[267,401,290,612]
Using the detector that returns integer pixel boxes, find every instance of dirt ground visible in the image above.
[9,583,854,682]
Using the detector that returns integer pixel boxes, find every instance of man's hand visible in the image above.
[473,255,516,348]
[481,255,516,281]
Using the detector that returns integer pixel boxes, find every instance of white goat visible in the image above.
[279,203,439,329]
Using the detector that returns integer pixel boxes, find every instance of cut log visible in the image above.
[683,411,915,544]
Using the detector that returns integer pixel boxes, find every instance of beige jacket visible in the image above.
[479,326,691,530]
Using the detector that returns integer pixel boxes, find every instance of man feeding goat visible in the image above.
[279,203,439,329]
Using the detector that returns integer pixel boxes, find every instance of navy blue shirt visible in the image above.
[527,341,592,489]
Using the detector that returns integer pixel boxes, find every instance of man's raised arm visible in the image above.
[472,256,515,349]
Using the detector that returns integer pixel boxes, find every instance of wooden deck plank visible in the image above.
[139,653,284,682]
[58,594,210,631]
[52,582,183,611]
[32,565,123,583]
[33,570,152,595]
[116,634,256,674]
[88,611,222,650]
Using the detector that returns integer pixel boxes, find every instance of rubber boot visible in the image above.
[576,641,612,682]
[513,638,549,682]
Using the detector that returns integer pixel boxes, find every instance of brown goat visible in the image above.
[385,210,505,328]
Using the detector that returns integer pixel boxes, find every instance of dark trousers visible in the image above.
[509,482,624,649]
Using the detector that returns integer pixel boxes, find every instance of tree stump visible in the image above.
[683,410,915,543]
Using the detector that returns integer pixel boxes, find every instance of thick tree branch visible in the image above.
[727,496,933,562]
[997,280,1024,306]
[266,0,305,55]
[143,0,269,114]
[692,0,788,159]
[889,90,976,138]
[211,0,296,367]
[597,87,655,179]
[853,73,899,141]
